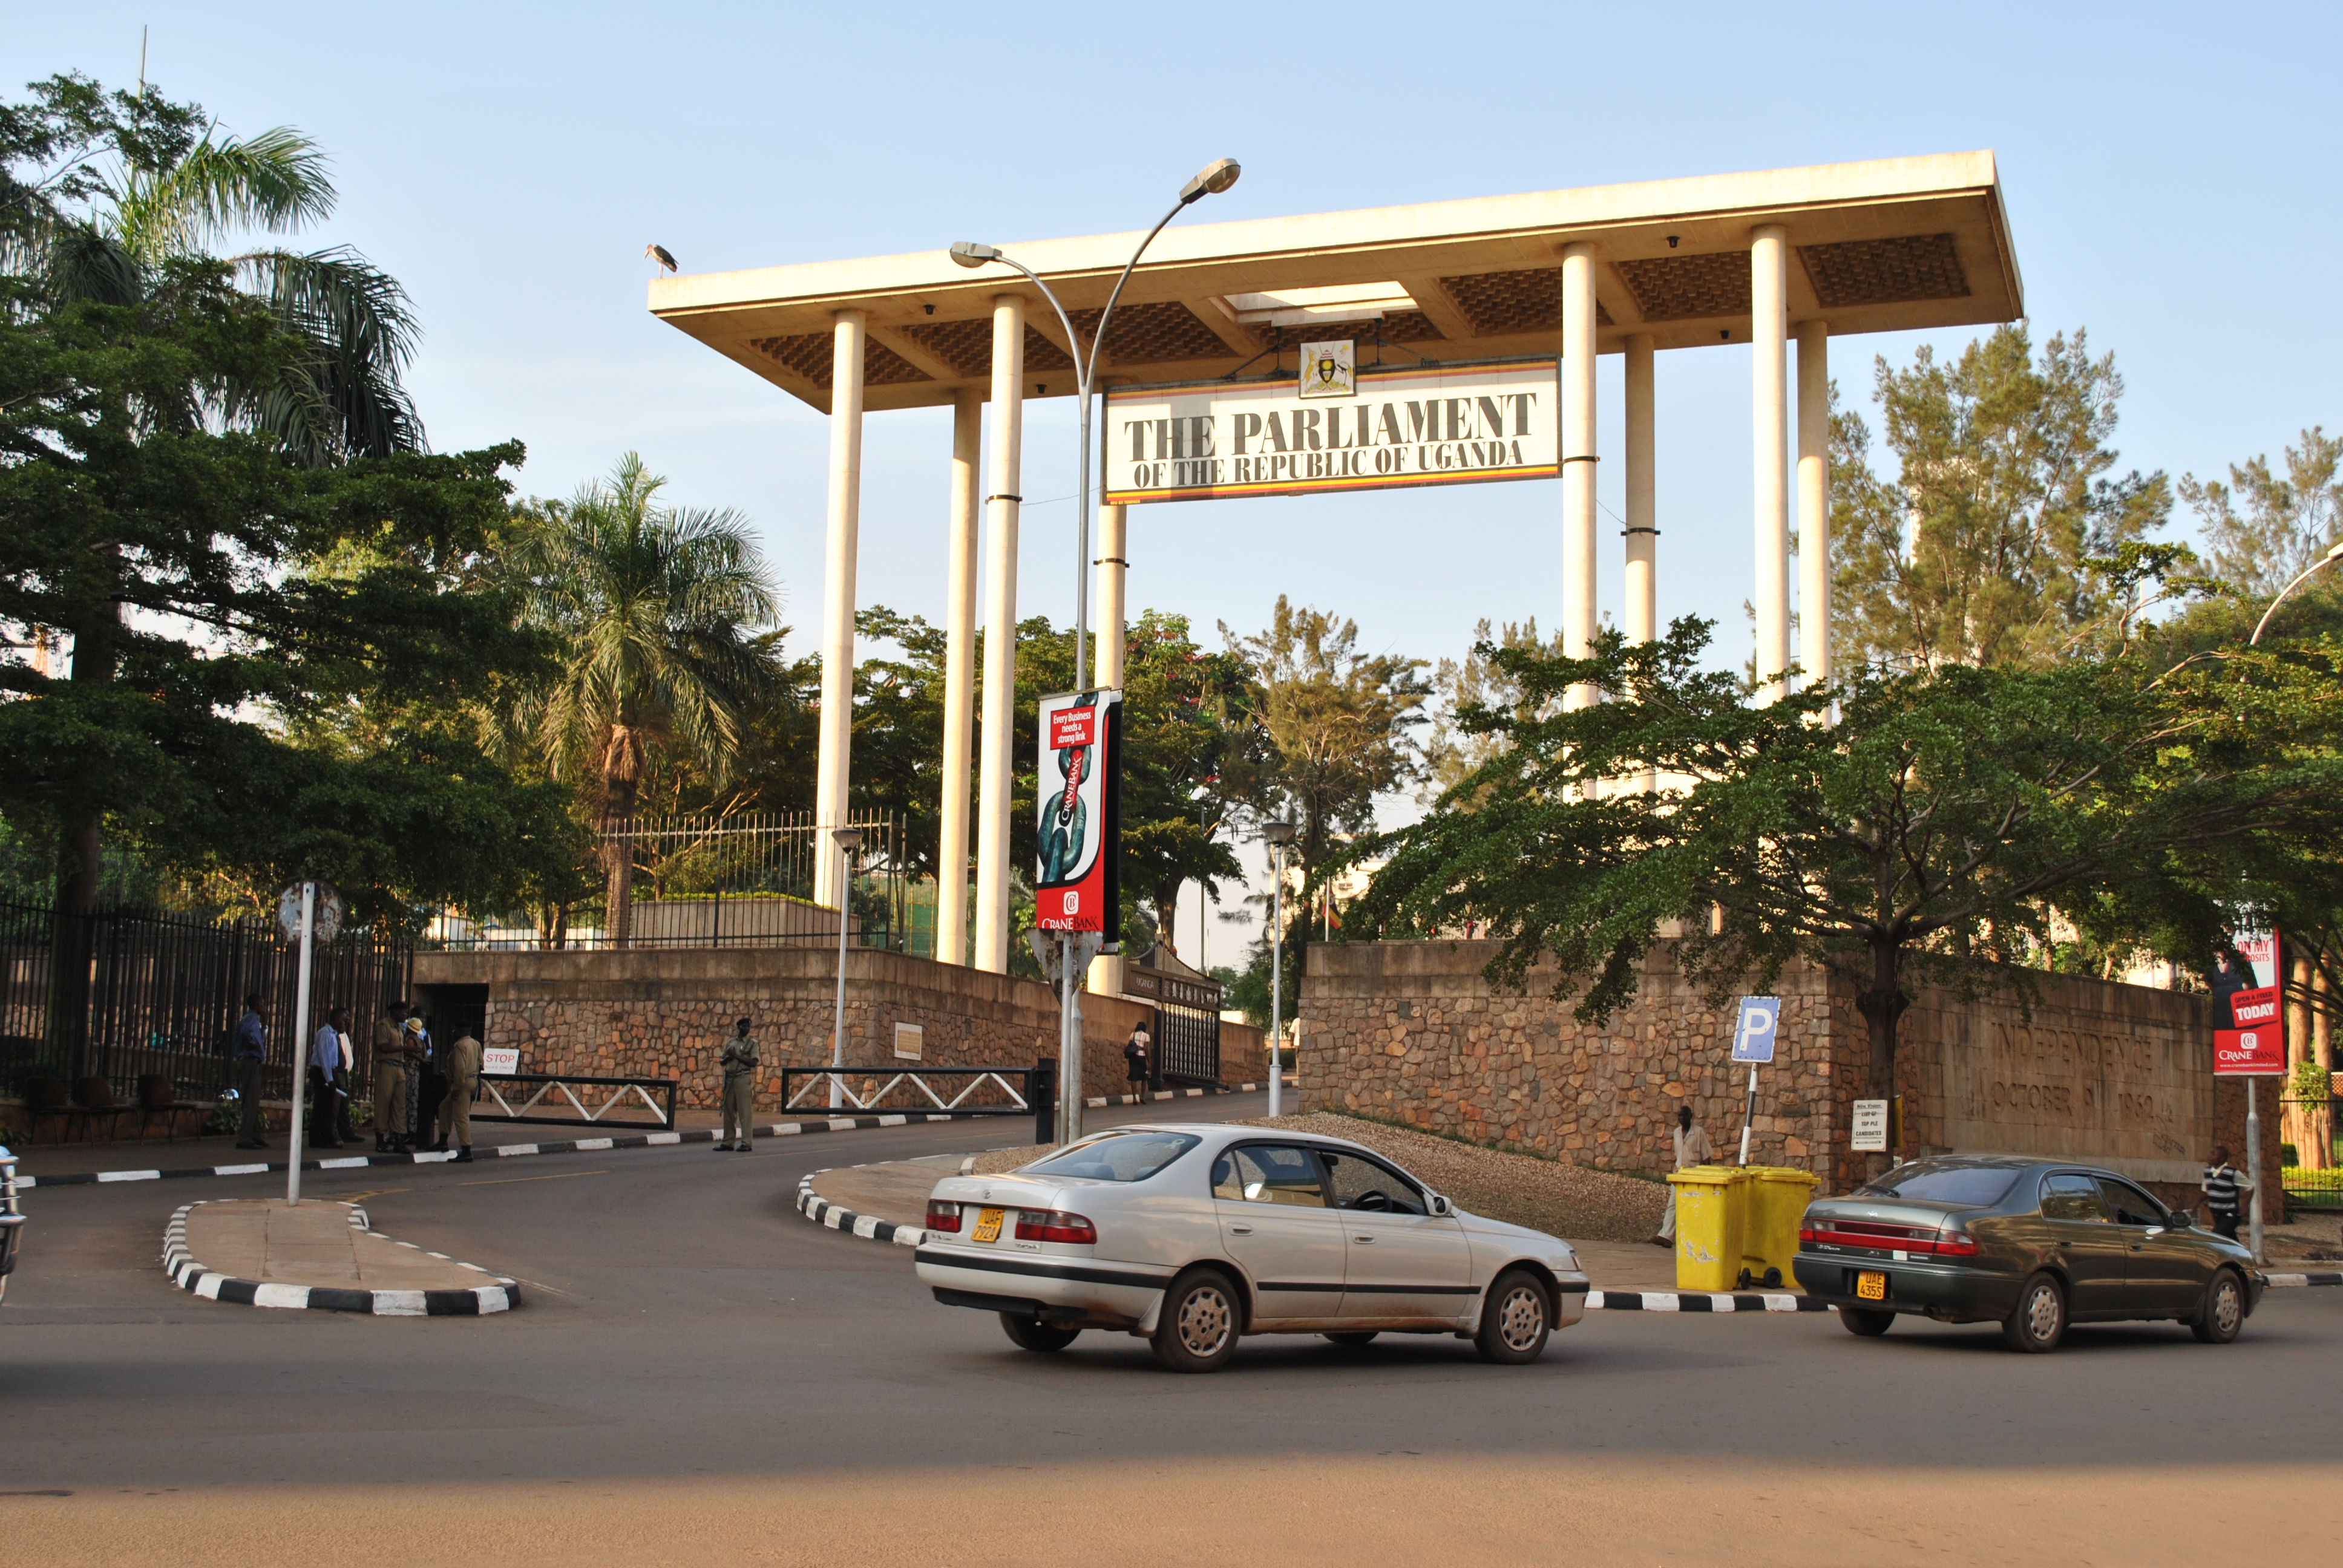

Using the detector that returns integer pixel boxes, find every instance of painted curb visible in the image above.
[795,1172,926,1249]
[2264,1270,2343,1287]
[1585,1289,1829,1312]
[161,1200,519,1315]
[21,1112,980,1189]
[1084,1084,1263,1109]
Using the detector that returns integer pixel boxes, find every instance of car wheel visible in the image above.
[998,1313,1080,1353]
[1322,1331,1380,1348]
[2002,1272,2066,1353]
[1839,1307,1895,1336]
[1151,1270,1240,1373]
[1474,1269,1551,1365]
[2189,1269,2246,1345]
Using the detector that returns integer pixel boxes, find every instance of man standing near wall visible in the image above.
[434,1025,481,1162]
[372,1001,411,1154]
[232,994,271,1150]
[717,1016,759,1152]
[1651,1105,1715,1247]
[2202,1144,2250,1241]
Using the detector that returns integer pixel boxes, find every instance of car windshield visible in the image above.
[1023,1131,1199,1183]
[1856,1163,2021,1206]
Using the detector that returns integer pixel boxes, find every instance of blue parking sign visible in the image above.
[1731,996,1781,1063]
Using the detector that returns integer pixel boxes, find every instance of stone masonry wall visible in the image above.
[413,947,1263,1116]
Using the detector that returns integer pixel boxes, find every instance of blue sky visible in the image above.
[13,2,2341,942]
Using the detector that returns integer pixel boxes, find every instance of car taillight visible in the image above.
[1015,1210,1096,1244]
[925,1200,962,1233]
[1798,1224,1820,1245]
[1935,1227,1978,1257]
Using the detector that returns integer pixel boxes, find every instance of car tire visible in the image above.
[1151,1270,1240,1374]
[999,1313,1080,1353]
[1839,1307,1895,1336]
[2189,1268,2246,1345]
[1322,1331,1380,1348]
[2002,1272,2066,1353]
[1474,1269,1551,1365]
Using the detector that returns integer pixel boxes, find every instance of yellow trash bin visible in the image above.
[1740,1166,1820,1290]
[1669,1165,1746,1292]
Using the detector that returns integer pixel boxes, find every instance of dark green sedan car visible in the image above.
[1792,1155,2262,1352]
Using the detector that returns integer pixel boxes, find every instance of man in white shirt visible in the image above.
[1652,1105,1716,1247]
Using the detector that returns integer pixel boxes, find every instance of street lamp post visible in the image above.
[2241,538,2342,1264]
[829,827,863,1110]
[1264,820,1297,1118]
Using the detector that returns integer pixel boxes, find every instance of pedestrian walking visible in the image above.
[327,1007,359,1143]
[232,993,272,1149]
[307,1007,344,1149]
[1651,1104,1715,1247]
[371,1001,411,1153]
[716,1017,759,1151]
[434,1027,482,1162]
[1123,1023,1153,1096]
[2203,1145,2252,1241]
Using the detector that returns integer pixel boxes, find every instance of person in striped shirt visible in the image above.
[2201,1146,2251,1241]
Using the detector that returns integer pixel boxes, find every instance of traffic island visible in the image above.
[162,1199,520,1315]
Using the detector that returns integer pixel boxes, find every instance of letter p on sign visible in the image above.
[1732,997,1781,1063]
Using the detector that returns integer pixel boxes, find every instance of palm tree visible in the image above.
[2,72,422,464]
[505,454,786,946]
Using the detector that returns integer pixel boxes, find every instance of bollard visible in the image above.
[1031,1057,1057,1148]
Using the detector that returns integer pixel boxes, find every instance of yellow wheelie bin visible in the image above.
[1668,1165,1746,1292]
[1740,1166,1820,1290]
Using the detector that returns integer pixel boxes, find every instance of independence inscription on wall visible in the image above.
[1102,351,1559,505]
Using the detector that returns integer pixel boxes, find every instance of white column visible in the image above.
[1797,319,1831,692]
[1751,225,1790,702]
[935,388,983,966]
[1559,244,1599,709]
[1087,501,1130,999]
[812,309,865,910]
[1624,333,1657,645]
[972,295,1025,975]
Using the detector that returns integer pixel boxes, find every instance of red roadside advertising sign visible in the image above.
[2214,984,2284,1076]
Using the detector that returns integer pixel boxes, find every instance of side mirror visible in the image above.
[2162,1211,2191,1230]
[1427,1193,1452,1218]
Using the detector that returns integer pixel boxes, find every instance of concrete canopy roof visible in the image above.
[649,152,2022,416]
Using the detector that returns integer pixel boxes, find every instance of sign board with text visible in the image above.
[1102,356,1559,506]
[2214,983,2284,1076]
[1033,688,1122,935]
[1850,1099,1889,1152]
[481,1047,520,1077]
[1731,997,1781,1063]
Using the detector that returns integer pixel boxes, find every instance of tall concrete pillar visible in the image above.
[935,387,983,965]
[1624,333,1657,645]
[812,309,865,910]
[1088,500,1130,998]
[972,295,1026,975]
[1796,319,1831,693]
[1751,226,1790,702]
[1559,244,1599,709]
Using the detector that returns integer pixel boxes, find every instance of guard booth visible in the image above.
[1121,947,1222,1088]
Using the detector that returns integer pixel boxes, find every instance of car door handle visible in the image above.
[1229,1224,1253,1235]
[1352,1234,1376,1244]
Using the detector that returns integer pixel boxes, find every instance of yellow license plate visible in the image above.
[971,1207,1005,1244]
[1856,1270,1887,1301]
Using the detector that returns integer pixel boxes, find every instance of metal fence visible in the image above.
[0,899,410,1104]
[428,811,936,955]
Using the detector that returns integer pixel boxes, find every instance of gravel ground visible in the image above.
[965,1113,1668,1242]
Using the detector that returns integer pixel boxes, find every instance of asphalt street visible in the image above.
[5,1089,2340,1566]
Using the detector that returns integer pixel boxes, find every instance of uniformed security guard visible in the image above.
[371,1001,411,1153]
[399,1010,430,1144]
[716,1016,759,1152]
[434,1028,483,1162]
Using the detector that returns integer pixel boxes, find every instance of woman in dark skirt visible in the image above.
[1122,1024,1153,1095]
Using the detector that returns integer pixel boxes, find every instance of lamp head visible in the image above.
[948,241,1001,269]
[1263,820,1298,848]
[2325,538,2343,564]
[1179,158,1242,205]
[833,827,865,854]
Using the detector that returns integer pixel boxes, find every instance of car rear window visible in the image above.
[1024,1131,1199,1183]
[1856,1164,2021,1206]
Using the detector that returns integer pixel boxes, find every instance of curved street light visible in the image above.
[2249,538,2343,645]
[949,157,1240,696]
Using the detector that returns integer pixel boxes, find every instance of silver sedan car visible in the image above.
[916,1123,1588,1372]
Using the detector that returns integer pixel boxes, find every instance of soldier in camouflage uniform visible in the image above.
[717,1016,759,1152]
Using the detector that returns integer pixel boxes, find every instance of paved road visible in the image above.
[5,1089,2339,1565]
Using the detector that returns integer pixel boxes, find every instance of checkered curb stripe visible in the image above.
[1085,1084,1262,1109]
[795,1172,927,1249]
[160,1200,520,1315]
[1585,1289,1829,1312]
[2265,1271,2343,1287]
[20,1112,976,1189]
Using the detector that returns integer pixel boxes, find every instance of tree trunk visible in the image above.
[603,799,636,949]
[1853,936,1909,1102]
[1154,880,1181,959]
[2310,964,2333,1172]
[2284,951,2315,1165]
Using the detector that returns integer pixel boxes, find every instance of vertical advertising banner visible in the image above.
[1033,688,1122,935]
[2213,930,2284,1076]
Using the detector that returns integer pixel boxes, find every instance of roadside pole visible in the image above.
[1737,1063,1759,1167]
[1731,996,1779,1168]
[1061,932,1084,1146]
[2247,1079,2264,1265]
[286,881,315,1206]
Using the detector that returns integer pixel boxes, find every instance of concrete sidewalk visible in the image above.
[165,1199,519,1314]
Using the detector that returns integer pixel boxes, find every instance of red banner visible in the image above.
[2214,1027,2284,1076]
[2229,985,2281,1029]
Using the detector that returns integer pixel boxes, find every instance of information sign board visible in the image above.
[1033,688,1122,934]
[1850,1099,1889,1152]
[481,1047,520,1077]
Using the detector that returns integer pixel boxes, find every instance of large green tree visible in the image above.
[1350,619,2342,1099]
[2,71,422,466]
[496,453,788,946]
